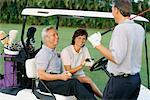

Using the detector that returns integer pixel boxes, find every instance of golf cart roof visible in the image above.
[21,8,149,22]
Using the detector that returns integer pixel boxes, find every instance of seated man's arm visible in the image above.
[37,68,71,81]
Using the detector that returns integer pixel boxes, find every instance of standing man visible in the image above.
[88,0,145,99]
[35,26,97,100]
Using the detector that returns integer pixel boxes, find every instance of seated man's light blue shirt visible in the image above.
[35,45,62,74]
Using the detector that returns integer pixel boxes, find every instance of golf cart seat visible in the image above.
[25,58,76,100]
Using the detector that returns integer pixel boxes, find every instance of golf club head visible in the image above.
[26,26,36,46]
[8,30,18,45]
[27,26,36,39]
[0,31,9,46]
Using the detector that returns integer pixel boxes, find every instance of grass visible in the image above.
[0,23,150,93]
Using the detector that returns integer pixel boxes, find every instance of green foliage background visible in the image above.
[0,0,150,30]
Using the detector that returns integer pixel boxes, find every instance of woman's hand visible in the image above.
[82,58,94,68]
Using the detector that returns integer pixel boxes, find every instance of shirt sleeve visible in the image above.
[61,48,71,65]
[35,50,52,70]
[84,46,91,59]
[110,26,128,64]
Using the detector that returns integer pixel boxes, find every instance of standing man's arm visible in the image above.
[95,44,116,64]
[88,32,116,64]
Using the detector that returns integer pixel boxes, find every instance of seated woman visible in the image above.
[61,29,103,98]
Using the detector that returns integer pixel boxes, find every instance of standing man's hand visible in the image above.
[88,32,101,48]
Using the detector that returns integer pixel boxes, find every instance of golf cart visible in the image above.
[0,7,149,100]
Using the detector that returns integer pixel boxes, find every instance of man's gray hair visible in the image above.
[112,0,132,17]
[41,26,56,43]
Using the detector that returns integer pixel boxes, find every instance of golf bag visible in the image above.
[16,48,32,88]
[0,54,18,89]
[15,26,39,89]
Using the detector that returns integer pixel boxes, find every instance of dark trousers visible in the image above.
[103,73,141,100]
[39,78,97,100]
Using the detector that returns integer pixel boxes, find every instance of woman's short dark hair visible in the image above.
[112,0,132,17]
[71,29,88,45]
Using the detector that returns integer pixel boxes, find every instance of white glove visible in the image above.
[88,32,101,48]
[84,58,94,67]
[82,58,94,67]
[8,30,18,45]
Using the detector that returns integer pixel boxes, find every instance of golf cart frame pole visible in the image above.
[143,22,150,89]
[55,16,59,30]
[21,0,28,57]
[25,0,28,7]
[21,16,28,56]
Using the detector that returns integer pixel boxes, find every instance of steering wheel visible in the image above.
[90,57,108,71]
[90,57,111,77]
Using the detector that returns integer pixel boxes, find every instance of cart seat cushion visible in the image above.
[25,58,37,78]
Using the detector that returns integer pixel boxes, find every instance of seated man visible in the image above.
[35,26,97,100]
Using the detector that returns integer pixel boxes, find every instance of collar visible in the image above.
[42,45,55,53]
[71,45,82,54]
[120,19,134,24]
